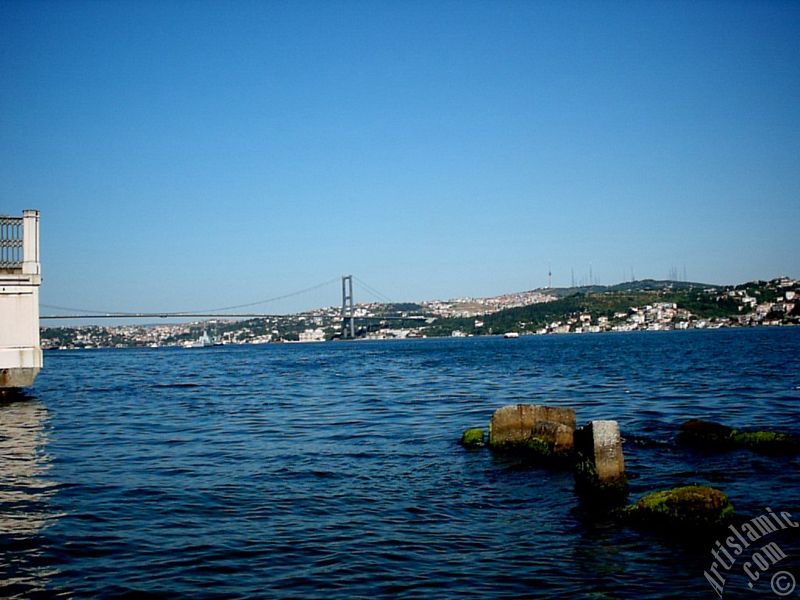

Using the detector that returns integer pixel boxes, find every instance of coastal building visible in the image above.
[0,210,42,388]
[299,328,326,342]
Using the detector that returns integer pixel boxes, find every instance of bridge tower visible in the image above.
[341,275,355,339]
[1,210,42,389]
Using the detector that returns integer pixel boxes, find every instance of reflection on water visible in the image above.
[0,392,59,597]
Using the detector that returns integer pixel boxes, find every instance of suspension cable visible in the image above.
[41,276,341,317]
[353,276,393,304]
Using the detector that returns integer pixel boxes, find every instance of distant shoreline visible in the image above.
[42,322,799,351]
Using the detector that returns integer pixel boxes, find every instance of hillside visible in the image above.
[421,277,798,337]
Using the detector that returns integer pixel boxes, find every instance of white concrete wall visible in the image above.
[0,285,41,361]
[0,210,42,387]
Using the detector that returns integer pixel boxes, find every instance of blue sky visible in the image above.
[2,0,799,317]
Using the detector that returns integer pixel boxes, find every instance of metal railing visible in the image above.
[0,216,24,268]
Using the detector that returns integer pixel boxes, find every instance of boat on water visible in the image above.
[503,332,520,339]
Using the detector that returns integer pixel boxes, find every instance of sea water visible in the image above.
[2,328,799,598]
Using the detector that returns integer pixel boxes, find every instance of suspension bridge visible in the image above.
[38,274,428,339]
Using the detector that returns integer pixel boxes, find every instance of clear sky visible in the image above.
[2,0,799,317]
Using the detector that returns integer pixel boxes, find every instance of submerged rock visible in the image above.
[488,404,576,459]
[678,419,800,454]
[677,419,734,448]
[624,485,734,530]
[460,428,485,448]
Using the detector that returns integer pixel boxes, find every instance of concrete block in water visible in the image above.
[488,404,576,456]
[574,420,627,505]
[575,420,625,483]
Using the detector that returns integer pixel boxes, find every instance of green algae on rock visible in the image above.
[729,429,800,454]
[460,428,485,448]
[624,485,734,529]
[678,419,800,454]
[574,455,628,508]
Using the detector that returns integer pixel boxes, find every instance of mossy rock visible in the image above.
[460,428,485,448]
[729,429,800,454]
[488,434,575,462]
[624,485,734,530]
[523,435,553,457]
[678,419,800,454]
[487,435,550,454]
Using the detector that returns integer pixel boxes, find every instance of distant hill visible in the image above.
[541,279,716,299]
[420,277,798,336]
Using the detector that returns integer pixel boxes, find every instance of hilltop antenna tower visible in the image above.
[341,275,355,340]
[548,264,552,289]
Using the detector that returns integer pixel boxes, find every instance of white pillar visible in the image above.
[22,209,40,277]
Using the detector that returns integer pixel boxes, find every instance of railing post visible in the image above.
[22,209,40,276]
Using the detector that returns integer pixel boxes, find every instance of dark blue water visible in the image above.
[2,328,800,598]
